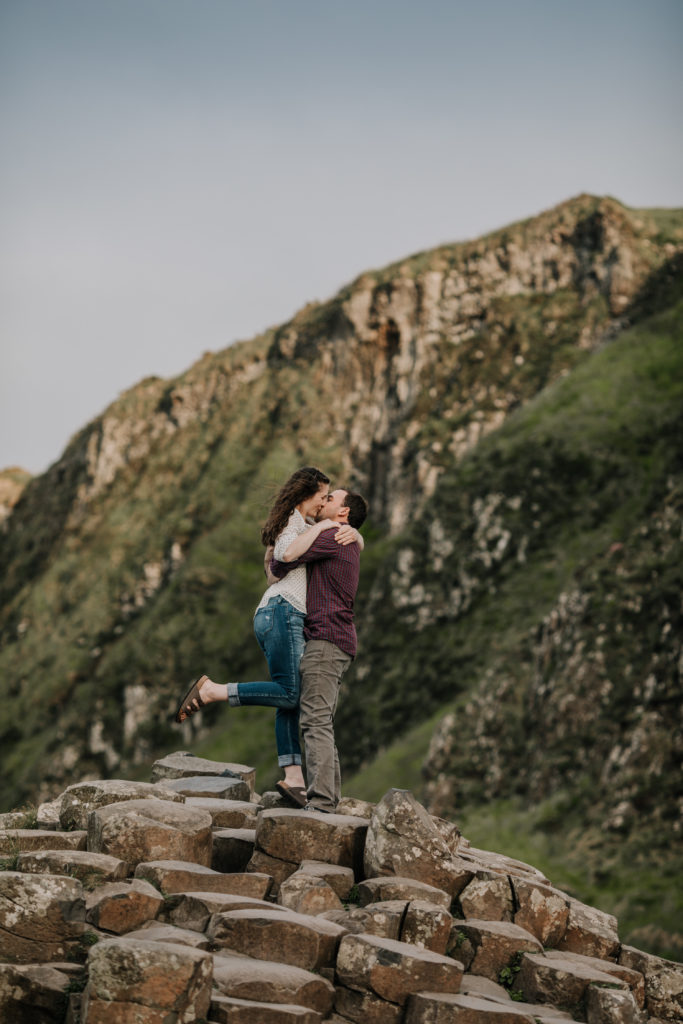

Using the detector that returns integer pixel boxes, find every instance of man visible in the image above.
[272,488,368,813]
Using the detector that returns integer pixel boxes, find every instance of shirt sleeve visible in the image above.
[283,530,340,567]
[273,518,307,561]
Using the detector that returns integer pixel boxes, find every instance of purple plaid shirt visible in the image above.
[271,531,360,658]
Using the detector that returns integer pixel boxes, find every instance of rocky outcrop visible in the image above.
[1,764,681,1022]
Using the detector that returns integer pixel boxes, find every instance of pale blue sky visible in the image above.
[1,0,681,473]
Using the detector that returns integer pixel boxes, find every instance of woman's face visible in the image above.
[298,482,329,519]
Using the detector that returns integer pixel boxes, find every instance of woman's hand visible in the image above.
[334,524,364,549]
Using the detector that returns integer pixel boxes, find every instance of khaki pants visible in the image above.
[300,639,352,812]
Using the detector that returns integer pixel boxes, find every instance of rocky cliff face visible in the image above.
[1,194,682,960]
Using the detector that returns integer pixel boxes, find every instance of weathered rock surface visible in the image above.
[358,875,451,909]
[0,829,87,854]
[296,859,356,898]
[160,890,286,932]
[185,795,259,827]
[212,952,335,1015]
[123,920,212,948]
[16,848,129,884]
[451,919,543,980]
[58,778,184,830]
[208,907,349,970]
[336,931,464,1006]
[402,899,453,954]
[404,991,570,1023]
[150,751,255,793]
[83,935,213,1022]
[586,984,641,1024]
[159,773,252,801]
[556,897,620,960]
[515,951,628,1010]
[544,950,645,1007]
[278,870,344,915]
[0,962,73,1024]
[87,798,213,867]
[512,878,570,947]
[0,872,85,964]
[134,857,272,897]
[84,878,164,933]
[362,899,408,939]
[364,789,471,895]
[256,807,369,873]
[619,945,683,1021]
[334,982,404,1022]
[210,992,324,1022]
[459,872,514,922]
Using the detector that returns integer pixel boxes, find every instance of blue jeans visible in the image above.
[227,596,304,767]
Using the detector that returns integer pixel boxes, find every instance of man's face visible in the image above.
[299,482,329,519]
[316,489,349,522]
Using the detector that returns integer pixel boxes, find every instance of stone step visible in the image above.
[58,779,185,831]
[515,951,629,1012]
[334,982,404,1022]
[0,962,75,1024]
[404,991,573,1024]
[134,857,272,898]
[159,890,287,932]
[211,952,335,1016]
[618,944,683,1022]
[542,951,645,1007]
[17,848,129,885]
[448,919,543,981]
[184,796,259,828]
[278,870,344,915]
[554,898,620,961]
[209,993,323,1022]
[159,774,251,802]
[84,879,164,934]
[358,875,451,910]
[336,931,464,1007]
[87,798,213,868]
[150,751,256,793]
[255,807,369,874]
[0,871,85,965]
[296,859,355,898]
[246,848,299,894]
[0,829,87,854]
[207,907,348,971]
[121,920,211,948]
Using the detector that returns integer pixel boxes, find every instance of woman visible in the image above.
[173,466,361,806]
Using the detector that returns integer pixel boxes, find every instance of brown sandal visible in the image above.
[174,675,209,723]
[275,780,309,808]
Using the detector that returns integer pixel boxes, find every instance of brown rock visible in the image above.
[208,907,348,970]
[247,847,299,894]
[159,774,251,801]
[278,872,344,915]
[586,985,640,1024]
[516,951,628,1010]
[459,872,514,922]
[150,751,255,793]
[17,849,129,885]
[297,859,356,899]
[122,921,211,948]
[401,899,453,954]
[364,789,473,895]
[184,796,259,827]
[363,900,409,939]
[256,807,369,873]
[358,876,451,910]
[160,891,286,932]
[432,816,463,855]
[544,951,645,1007]
[512,879,570,947]
[0,871,85,964]
[405,991,549,1023]
[0,829,87,854]
[460,974,516,1002]
[319,907,371,934]
[212,952,335,1015]
[82,936,213,1022]
[134,858,272,898]
[210,993,323,1022]
[336,932,464,1006]
[463,847,550,885]
[212,827,256,871]
[450,919,543,980]
[335,983,403,1022]
[0,963,72,1024]
[555,897,620,960]
[87,798,213,868]
[619,944,683,1021]
[58,779,184,831]
[85,879,164,934]
[337,797,376,819]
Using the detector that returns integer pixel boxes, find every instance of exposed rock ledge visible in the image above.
[0,752,680,1023]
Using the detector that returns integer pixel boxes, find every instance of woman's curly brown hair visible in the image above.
[261,466,330,546]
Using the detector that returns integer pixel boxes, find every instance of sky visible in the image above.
[1,0,681,474]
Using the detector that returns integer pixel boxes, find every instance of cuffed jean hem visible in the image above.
[278,754,302,767]
[227,682,240,707]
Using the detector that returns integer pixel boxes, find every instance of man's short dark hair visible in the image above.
[342,490,368,529]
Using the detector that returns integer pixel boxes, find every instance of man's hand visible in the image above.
[334,524,364,549]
